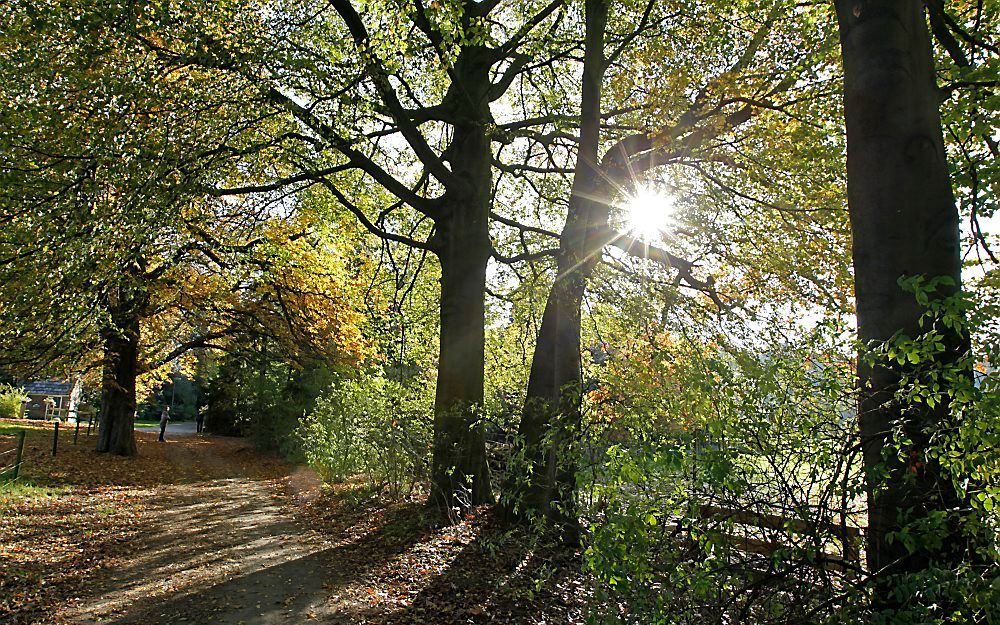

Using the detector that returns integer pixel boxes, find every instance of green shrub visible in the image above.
[580,318,868,624]
[298,373,431,498]
[581,291,1000,624]
[0,384,27,419]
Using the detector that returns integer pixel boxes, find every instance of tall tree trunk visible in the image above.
[835,0,968,611]
[96,299,141,456]
[429,46,494,511]
[433,219,491,509]
[513,0,609,532]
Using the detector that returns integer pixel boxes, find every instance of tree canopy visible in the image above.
[1,0,998,622]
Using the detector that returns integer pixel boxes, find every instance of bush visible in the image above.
[580,319,868,624]
[0,384,27,419]
[298,373,431,498]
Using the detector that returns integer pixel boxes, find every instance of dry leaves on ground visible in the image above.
[295,486,589,624]
[0,421,288,625]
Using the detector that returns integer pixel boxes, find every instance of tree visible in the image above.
[508,0,842,532]
[154,0,838,514]
[0,0,366,455]
[834,0,979,615]
[144,0,616,510]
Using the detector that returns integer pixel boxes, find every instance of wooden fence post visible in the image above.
[13,430,25,480]
[74,419,81,445]
[51,421,59,457]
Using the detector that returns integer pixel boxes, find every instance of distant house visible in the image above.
[21,379,83,420]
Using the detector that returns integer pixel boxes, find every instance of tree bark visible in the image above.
[835,0,968,610]
[429,46,494,511]
[513,0,609,533]
[96,297,141,456]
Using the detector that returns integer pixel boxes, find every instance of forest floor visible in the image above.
[0,421,586,624]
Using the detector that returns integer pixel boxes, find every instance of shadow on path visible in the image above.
[58,434,432,625]
[90,498,427,625]
[342,522,586,625]
[54,436,585,625]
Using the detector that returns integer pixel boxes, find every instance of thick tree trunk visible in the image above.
[835,0,968,610]
[513,0,609,532]
[429,46,494,511]
[516,255,589,529]
[433,222,491,509]
[96,303,140,456]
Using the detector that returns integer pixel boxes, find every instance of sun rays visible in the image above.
[624,185,674,242]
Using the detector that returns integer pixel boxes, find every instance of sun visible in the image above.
[625,186,673,241]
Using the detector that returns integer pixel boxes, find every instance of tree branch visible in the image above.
[491,247,559,264]
[603,231,724,309]
[318,179,435,251]
[329,0,457,188]
[266,88,442,217]
[490,211,561,238]
[206,165,351,196]
[494,0,566,59]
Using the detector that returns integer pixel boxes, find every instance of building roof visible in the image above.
[22,379,72,396]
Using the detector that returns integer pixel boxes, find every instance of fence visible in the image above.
[42,403,94,423]
[49,408,98,456]
[698,504,863,575]
[0,429,26,481]
[1,408,97,472]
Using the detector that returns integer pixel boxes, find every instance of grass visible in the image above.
[0,425,38,495]
[0,478,66,501]
[0,420,50,435]
[0,422,26,436]
[3,418,174,431]
[0,421,73,501]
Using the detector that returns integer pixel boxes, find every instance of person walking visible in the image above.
[195,411,205,434]
[158,405,170,442]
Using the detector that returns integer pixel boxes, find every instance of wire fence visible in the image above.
[0,429,27,482]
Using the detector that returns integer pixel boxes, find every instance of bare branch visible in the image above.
[492,247,560,264]
[206,165,351,196]
[329,0,458,188]
[494,0,566,59]
[318,179,435,251]
[490,211,560,239]
[266,88,442,217]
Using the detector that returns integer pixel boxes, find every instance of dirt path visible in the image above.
[6,431,584,625]
[54,436,377,625]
